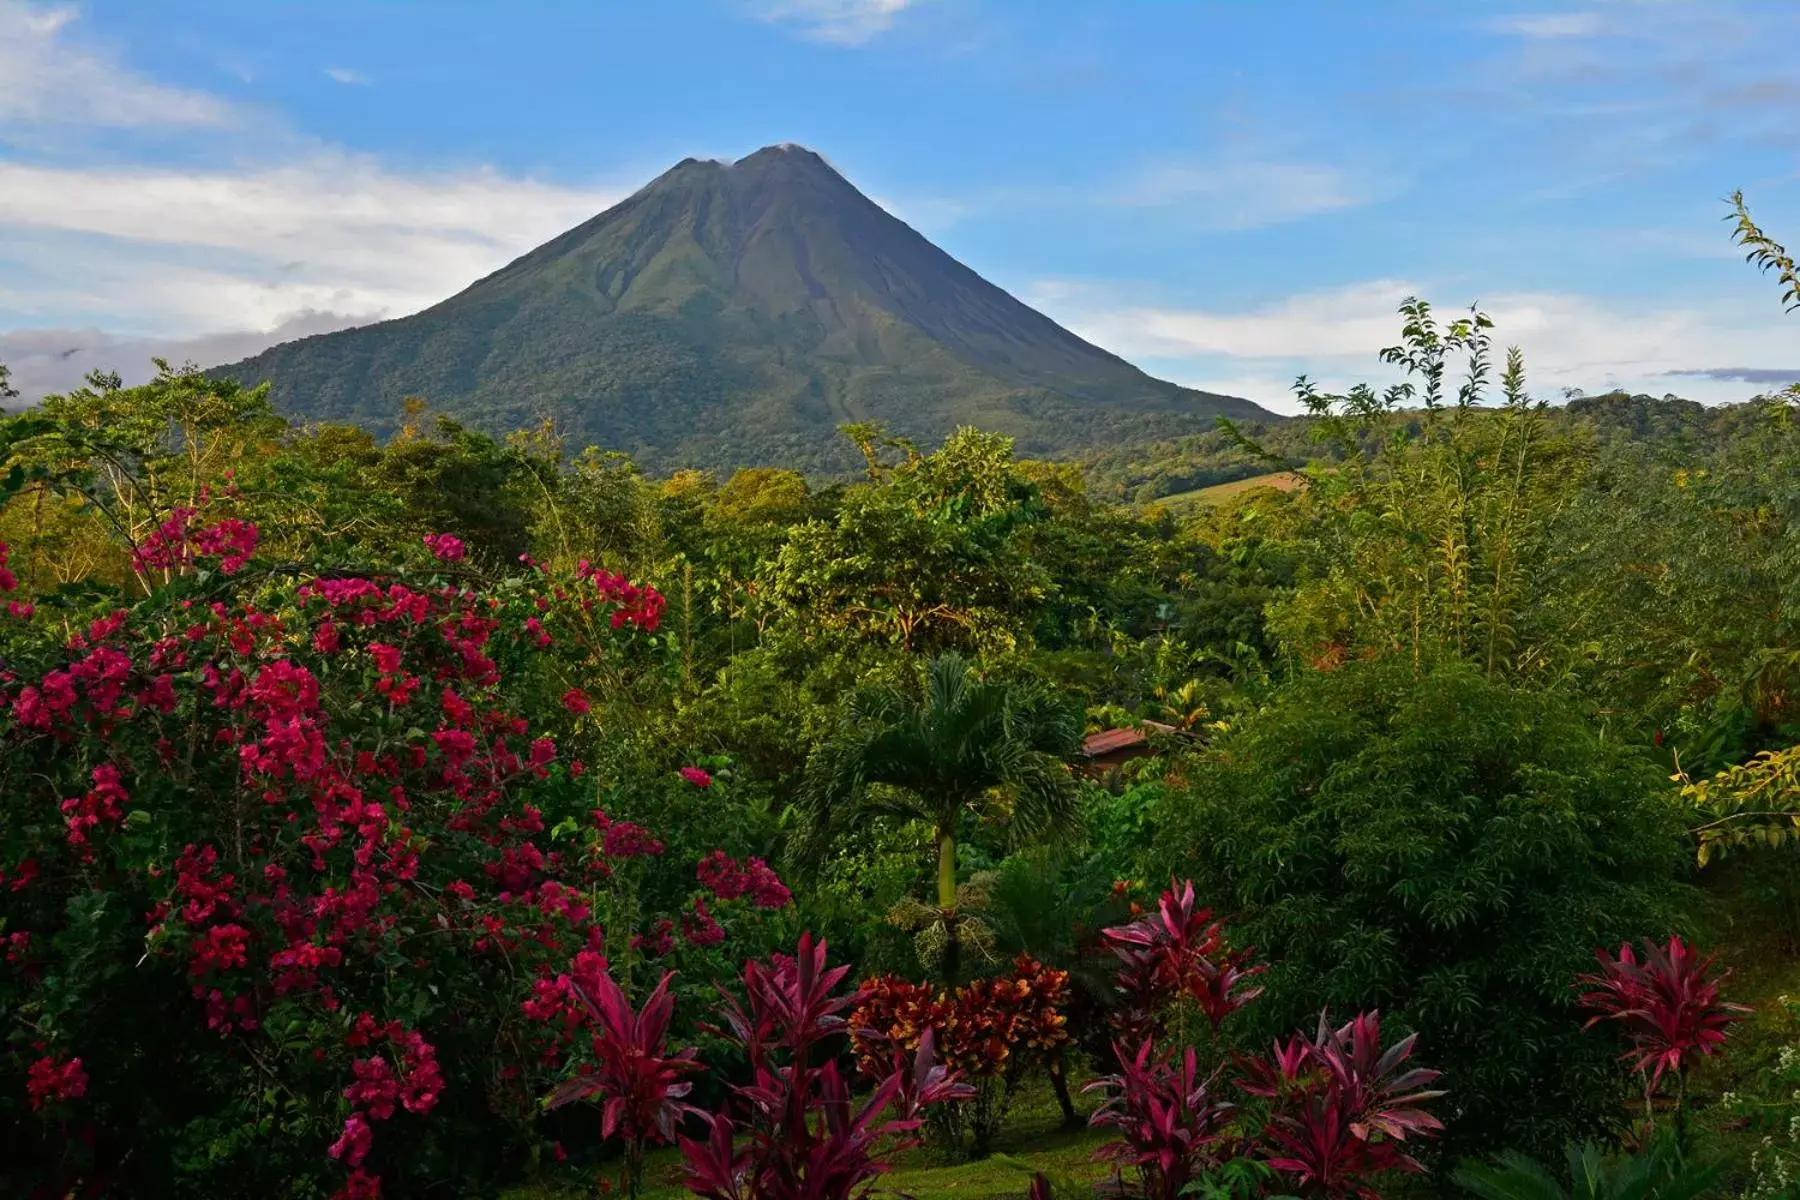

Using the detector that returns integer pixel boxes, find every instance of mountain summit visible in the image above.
[216,145,1269,473]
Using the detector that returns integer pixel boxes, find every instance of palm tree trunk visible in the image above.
[937,825,960,984]
[1048,1050,1081,1128]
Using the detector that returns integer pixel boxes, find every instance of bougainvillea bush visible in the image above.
[0,531,788,1198]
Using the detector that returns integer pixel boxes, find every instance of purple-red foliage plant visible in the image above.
[544,967,701,1197]
[1239,1012,1444,1200]
[1085,1040,1236,1200]
[1088,882,1443,1200]
[1575,934,1750,1137]
[1102,879,1264,1047]
[679,933,973,1200]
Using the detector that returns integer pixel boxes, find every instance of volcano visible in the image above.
[215,144,1267,473]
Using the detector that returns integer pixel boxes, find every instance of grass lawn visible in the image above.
[501,1075,1115,1200]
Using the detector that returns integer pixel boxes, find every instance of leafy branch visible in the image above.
[1728,189,1800,312]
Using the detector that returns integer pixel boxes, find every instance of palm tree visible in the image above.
[795,652,1083,983]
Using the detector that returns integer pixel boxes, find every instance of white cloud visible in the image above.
[0,155,627,335]
[755,0,917,45]
[0,310,374,402]
[0,1,236,129]
[323,66,368,86]
[1485,12,1607,39]
[1028,279,1800,412]
[1109,158,1379,229]
[0,1,644,400]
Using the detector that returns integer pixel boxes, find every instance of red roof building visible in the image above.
[1078,721,1180,774]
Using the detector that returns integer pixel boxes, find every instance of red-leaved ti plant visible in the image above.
[545,967,701,1197]
[1240,1011,1444,1200]
[1576,935,1750,1132]
[680,933,972,1200]
[1101,879,1264,1043]
[1085,1040,1236,1200]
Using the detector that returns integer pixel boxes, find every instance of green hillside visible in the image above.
[213,145,1268,475]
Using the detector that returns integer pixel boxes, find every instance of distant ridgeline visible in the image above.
[1078,390,1794,505]
[210,144,1267,478]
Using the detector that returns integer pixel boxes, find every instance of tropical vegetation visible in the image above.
[1,193,1797,1200]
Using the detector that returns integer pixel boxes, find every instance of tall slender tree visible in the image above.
[795,652,1082,982]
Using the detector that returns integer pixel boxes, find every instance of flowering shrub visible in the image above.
[850,955,1071,1155]
[1717,994,1800,1198]
[0,547,782,1197]
[129,492,261,579]
[422,532,465,562]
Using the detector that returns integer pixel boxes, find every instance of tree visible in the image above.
[795,653,1082,982]
[1153,658,1691,1158]
[0,361,16,403]
[1255,299,1580,682]
[769,428,1053,655]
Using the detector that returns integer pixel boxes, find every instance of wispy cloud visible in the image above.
[323,66,368,86]
[1109,158,1383,229]
[0,155,626,337]
[1484,12,1606,39]
[754,0,918,45]
[1666,366,1800,384]
[1463,0,1800,180]
[0,310,375,401]
[0,0,633,400]
[0,1,236,130]
[1027,279,1800,412]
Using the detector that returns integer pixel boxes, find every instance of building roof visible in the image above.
[1080,721,1179,759]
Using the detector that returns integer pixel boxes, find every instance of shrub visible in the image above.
[1152,659,1692,1157]
[0,546,782,1197]
[850,954,1072,1156]
[1576,935,1749,1142]
[1083,882,1445,1200]
[680,933,972,1200]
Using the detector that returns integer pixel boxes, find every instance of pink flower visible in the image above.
[697,851,748,900]
[745,858,792,909]
[561,688,591,715]
[423,533,465,562]
[191,518,259,574]
[678,766,712,788]
[682,897,726,948]
[328,1113,374,1167]
[25,1055,87,1109]
[602,822,665,859]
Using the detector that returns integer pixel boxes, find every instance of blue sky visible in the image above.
[2,0,1798,411]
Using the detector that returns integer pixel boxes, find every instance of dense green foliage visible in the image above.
[1153,660,1691,1156]
[3,192,1798,1197]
